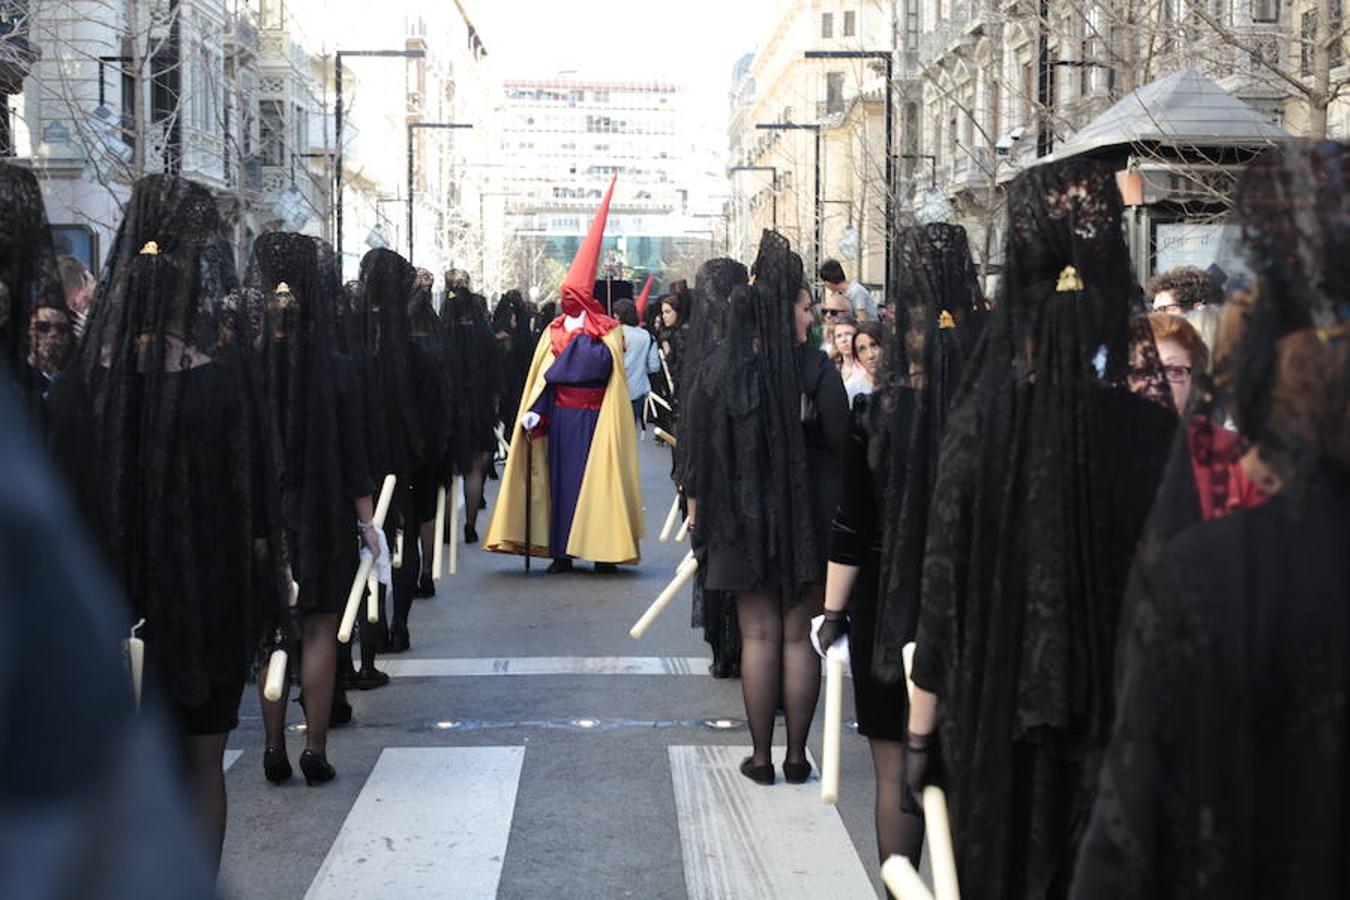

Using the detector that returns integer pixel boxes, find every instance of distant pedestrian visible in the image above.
[614,298,659,433]
[818,258,877,321]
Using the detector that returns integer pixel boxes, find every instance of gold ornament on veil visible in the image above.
[1056,265,1084,293]
[139,241,160,256]
[938,310,956,329]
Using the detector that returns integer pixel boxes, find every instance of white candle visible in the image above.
[924,786,961,900]
[339,474,397,643]
[649,391,672,411]
[366,573,379,624]
[880,856,935,900]
[432,484,447,582]
[903,641,917,706]
[629,557,699,639]
[820,654,846,803]
[448,475,463,576]
[658,494,681,542]
[262,649,288,702]
[125,618,146,710]
[653,427,677,447]
[392,529,404,569]
[674,514,691,543]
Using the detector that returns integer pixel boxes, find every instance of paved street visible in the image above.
[220,439,890,899]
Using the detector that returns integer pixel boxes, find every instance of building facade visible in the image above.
[498,75,724,297]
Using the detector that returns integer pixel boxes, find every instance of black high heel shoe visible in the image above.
[299,749,336,786]
[389,623,411,653]
[782,760,812,784]
[263,746,292,784]
[739,757,775,786]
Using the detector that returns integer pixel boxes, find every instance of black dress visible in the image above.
[1070,462,1350,900]
[829,393,909,740]
[703,343,847,593]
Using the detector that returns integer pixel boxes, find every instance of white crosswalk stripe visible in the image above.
[379,655,710,677]
[670,745,876,899]
[303,747,524,900]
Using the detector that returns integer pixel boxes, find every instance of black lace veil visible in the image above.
[911,159,1176,899]
[74,174,286,706]
[442,287,501,473]
[688,231,819,601]
[355,248,423,479]
[869,223,985,683]
[0,162,67,384]
[492,289,534,425]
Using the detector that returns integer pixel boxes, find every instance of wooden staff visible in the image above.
[820,650,846,803]
[880,856,934,900]
[653,427,677,447]
[432,484,447,581]
[448,474,463,575]
[126,618,145,710]
[339,474,397,643]
[658,494,681,542]
[262,648,289,702]
[629,556,699,639]
[924,785,960,900]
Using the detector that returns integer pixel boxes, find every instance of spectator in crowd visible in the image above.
[818,289,852,354]
[615,299,659,435]
[818,258,878,321]
[845,320,884,404]
[57,255,96,338]
[830,314,859,385]
[1146,265,1220,313]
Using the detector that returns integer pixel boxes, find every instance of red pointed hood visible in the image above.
[634,274,655,320]
[550,175,620,353]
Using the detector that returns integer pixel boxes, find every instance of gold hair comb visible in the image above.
[1056,265,1084,293]
[938,310,956,329]
[139,241,160,256]
[275,282,291,294]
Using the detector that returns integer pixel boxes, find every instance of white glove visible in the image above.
[810,614,852,667]
[358,520,393,586]
[520,411,541,431]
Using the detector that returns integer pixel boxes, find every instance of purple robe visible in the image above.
[531,334,613,559]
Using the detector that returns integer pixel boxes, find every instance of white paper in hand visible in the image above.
[810,614,851,667]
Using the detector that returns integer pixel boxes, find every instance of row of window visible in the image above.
[820,9,859,38]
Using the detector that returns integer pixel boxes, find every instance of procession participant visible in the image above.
[679,257,748,678]
[493,288,535,433]
[443,283,502,545]
[685,230,848,784]
[59,175,290,869]
[406,269,451,603]
[905,159,1177,900]
[348,248,425,683]
[244,233,378,785]
[1071,139,1350,900]
[485,177,644,573]
[0,162,67,401]
[818,223,983,868]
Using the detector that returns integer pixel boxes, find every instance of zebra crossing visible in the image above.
[225,736,877,899]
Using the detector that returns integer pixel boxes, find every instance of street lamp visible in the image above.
[755,122,823,277]
[804,49,894,300]
[407,121,472,265]
[334,48,426,271]
[728,165,780,231]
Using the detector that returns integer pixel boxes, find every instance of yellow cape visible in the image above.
[484,327,644,563]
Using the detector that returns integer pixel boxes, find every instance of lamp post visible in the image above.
[407,121,472,265]
[804,49,894,299]
[755,122,822,276]
[728,165,780,231]
[334,48,425,272]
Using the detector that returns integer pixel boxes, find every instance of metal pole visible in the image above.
[883,55,894,305]
[407,124,415,264]
[814,128,822,279]
[335,53,344,267]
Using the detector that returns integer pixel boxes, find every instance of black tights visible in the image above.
[259,612,339,754]
[462,452,490,530]
[735,586,824,767]
[869,737,925,870]
[185,732,229,876]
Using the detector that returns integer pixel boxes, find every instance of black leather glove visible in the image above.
[818,610,849,651]
[902,728,939,816]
